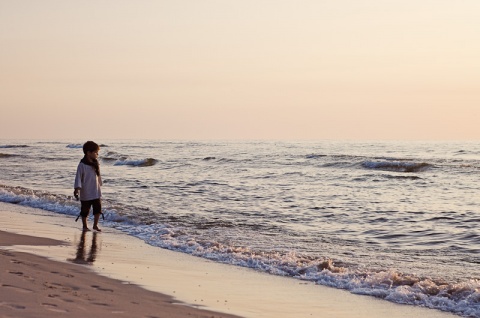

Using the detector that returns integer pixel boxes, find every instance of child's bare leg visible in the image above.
[82,216,89,231]
[93,214,101,231]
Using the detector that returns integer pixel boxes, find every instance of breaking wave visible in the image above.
[115,221,480,317]
[113,158,158,167]
[362,161,432,173]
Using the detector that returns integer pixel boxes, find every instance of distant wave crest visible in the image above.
[100,151,157,167]
[362,161,432,173]
[102,151,127,162]
[0,145,29,148]
[114,158,158,167]
[306,154,327,159]
[66,143,108,149]
[0,153,16,158]
[66,144,83,149]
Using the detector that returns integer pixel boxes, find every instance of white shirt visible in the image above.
[74,162,102,201]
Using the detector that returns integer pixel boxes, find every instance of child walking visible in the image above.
[74,141,103,231]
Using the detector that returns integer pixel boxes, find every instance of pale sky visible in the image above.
[1,0,479,140]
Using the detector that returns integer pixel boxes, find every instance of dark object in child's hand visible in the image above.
[74,192,79,201]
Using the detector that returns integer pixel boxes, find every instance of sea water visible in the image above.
[0,140,479,317]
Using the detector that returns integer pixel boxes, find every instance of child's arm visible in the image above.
[74,164,83,200]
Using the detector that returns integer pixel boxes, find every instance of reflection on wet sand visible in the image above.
[68,231,99,264]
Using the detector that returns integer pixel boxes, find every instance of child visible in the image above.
[74,141,103,231]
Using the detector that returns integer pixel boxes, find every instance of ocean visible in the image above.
[0,140,479,317]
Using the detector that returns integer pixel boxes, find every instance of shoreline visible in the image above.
[0,202,458,317]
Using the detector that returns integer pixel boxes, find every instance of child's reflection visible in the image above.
[69,231,99,264]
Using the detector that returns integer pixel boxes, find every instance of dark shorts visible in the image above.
[80,199,102,217]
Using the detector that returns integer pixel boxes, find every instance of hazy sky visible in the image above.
[1,1,479,140]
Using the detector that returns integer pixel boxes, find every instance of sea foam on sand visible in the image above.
[0,202,457,318]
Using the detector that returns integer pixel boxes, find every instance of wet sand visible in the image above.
[0,202,458,318]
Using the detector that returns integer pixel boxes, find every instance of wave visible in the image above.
[0,153,17,158]
[101,151,127,162]
[0,153,68,161]
[362,161,432,173]
[0,145,29,148]
[66,144,82,149]
[454,150,480,156]
[0,185,126,223]
[383,174,422,180]
[0,185,80,216]
[66,143,108,149]
[113,158,158,167]
[305,154,327,159]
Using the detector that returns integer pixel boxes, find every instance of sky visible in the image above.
[1,0,479,140]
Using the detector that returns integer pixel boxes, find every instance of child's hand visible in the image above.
[73,190,79,201]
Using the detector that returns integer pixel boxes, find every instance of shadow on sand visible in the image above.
[67,231,99,265]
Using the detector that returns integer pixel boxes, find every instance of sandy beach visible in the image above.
[0,237,238,318]
[0,202,458,318]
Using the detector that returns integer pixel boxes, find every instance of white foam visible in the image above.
[113,222,480,317]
